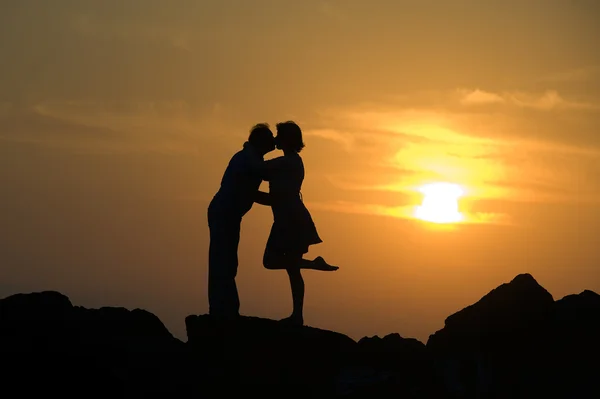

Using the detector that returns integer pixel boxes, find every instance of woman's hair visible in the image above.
[276,121,305,153]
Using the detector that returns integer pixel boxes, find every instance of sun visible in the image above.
[414,182,465,224]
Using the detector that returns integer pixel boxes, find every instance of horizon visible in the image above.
[2,0,600,343]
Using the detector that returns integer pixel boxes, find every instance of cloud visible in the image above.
[506,90,598,110]
[306,200,511,226]
[5,85,598,230]
[538,65,600,83]
[0,100,235,155]
[0,104,127,152]
[458,89,505,105]
[304,128,354,151]
[307,94,600,225]
[456,88,600,111]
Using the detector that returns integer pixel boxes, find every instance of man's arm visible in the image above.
[255,190,271,206]
[256,156,286,181]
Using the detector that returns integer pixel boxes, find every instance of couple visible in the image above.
[207,121,338,326]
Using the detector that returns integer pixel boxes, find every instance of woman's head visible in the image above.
[275,121,305,153]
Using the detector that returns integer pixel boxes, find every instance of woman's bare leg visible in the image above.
[264,250,306,325]
[285,261,305,325]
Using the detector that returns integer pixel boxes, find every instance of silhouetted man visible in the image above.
[207,124,275,319]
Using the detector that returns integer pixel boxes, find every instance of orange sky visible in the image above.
[1,0,600,342]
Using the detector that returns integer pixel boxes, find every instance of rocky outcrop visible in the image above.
[340,333,441,398]
[0,291,189,396]
[551,289,600,398]
[184,315,443,397]
[427,274,600,398]
[185,314,355,396]
[1,274,598,398]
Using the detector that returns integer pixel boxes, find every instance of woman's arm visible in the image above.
[255,190,271,206]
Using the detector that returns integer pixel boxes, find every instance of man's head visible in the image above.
[248,123,275,155]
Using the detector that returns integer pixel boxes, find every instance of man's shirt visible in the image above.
[210,142,264,219]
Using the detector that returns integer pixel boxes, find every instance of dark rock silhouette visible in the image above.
[551,289,600,397]
[1,274,598,398]
[427,273,600,398]
[185,314,356,395]
[344,333,441,397]
[0,291,190,396]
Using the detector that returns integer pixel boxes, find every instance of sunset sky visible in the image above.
[1,0,599,343]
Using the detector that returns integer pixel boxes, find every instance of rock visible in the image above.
[339,333,442,398]
[0,290,188,396]
[549,290,600,397]
[184,315,443,398]
[185,314,356,396]
[426,274,600,398]
[428,273,555,351]
[1,273,598,398]
[426,274,556,398]
[555,289,600,330]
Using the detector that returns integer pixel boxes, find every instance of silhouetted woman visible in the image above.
[256,121,338,326]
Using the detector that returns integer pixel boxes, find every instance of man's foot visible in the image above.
[311,256,339,271]
[279,315,304,326]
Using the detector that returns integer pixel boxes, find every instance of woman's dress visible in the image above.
[263,153,322,255]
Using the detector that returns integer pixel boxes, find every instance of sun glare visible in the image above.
[414,182,465,224]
